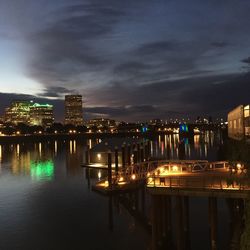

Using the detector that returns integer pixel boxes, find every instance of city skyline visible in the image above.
[1,1,250,121]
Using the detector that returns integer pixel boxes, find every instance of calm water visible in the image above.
[0,132,237,250]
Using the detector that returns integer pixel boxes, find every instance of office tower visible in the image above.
[4,100,32,125]
[30,103,54,128]
[64,95,83,126]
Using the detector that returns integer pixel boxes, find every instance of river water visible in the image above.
[0,132,240,250]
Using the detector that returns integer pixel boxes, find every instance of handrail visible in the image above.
[147,174,250,191]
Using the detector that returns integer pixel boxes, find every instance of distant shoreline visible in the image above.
[0,131,176,144]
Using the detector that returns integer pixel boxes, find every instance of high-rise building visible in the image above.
[228,105,250,140]
[4,100,32,125]
[4,100,54,127]
[30,103,54,128]
[64,95,83,126]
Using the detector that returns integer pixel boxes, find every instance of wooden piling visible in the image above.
[108,150,112,188]
[115,146,119,174]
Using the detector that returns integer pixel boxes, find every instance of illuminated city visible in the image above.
[1,1,250,250]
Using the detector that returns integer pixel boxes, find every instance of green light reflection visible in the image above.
[30,160,54,181]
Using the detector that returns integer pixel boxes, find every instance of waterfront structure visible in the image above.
[64,95,83,126]
[30,103,54,127]
[228,105,250,140]
[87,118,116,132]
[4,100,32,125]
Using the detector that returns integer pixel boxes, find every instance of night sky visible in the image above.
[1,0,250,122]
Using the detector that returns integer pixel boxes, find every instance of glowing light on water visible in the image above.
[205,144,208,158]
[54,141,58,155]
[98,171,101,180]
[17,144,20,157]
[89,139,92,149]
[39,143,42,156]
[164,134,167,151]
[73,140,76,153]
[70,140,76,154]
[30,160,54,181]
[194,135,200,150]
[0,145,2,164]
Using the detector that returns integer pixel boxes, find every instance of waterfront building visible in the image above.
[87,118,117,132]
[4,100,32,125]
[30,103,54,128]
[228,105,250,140]
[4,100,54,128]
[64,95,83,126]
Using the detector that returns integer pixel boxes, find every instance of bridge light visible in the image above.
[131,174,136,180]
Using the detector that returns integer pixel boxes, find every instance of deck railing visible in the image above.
[147,174,250,191]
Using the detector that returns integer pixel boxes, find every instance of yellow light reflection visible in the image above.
[54,141,58,155]
[89,139,92,149]
[70,140,73,154]
[205,144,208,158]
[0,145,2,164]
[98,171,101,180]
[73,140,76,153]
[17,144,20,157]
[39,143,42,157]
[194,135,200,149]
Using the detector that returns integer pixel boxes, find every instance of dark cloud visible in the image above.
[85,105,184,122]
[179,73,250,115]
[134,41,177,56]
[210,42,228,48]
[114,62,149,75]
[241,57,250,64]
[26,2,126,86]
[39,86,75,98]
[85,72,247,120]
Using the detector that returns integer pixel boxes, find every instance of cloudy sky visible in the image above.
[1,0,250,121]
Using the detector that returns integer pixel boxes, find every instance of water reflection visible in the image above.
[149,131,219,161]
[39,142,42,157]
[30,160,54,181]
[0,131,245,250]
[54,140,58,155]
[102,189,245,250]
[0,144,2,163]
